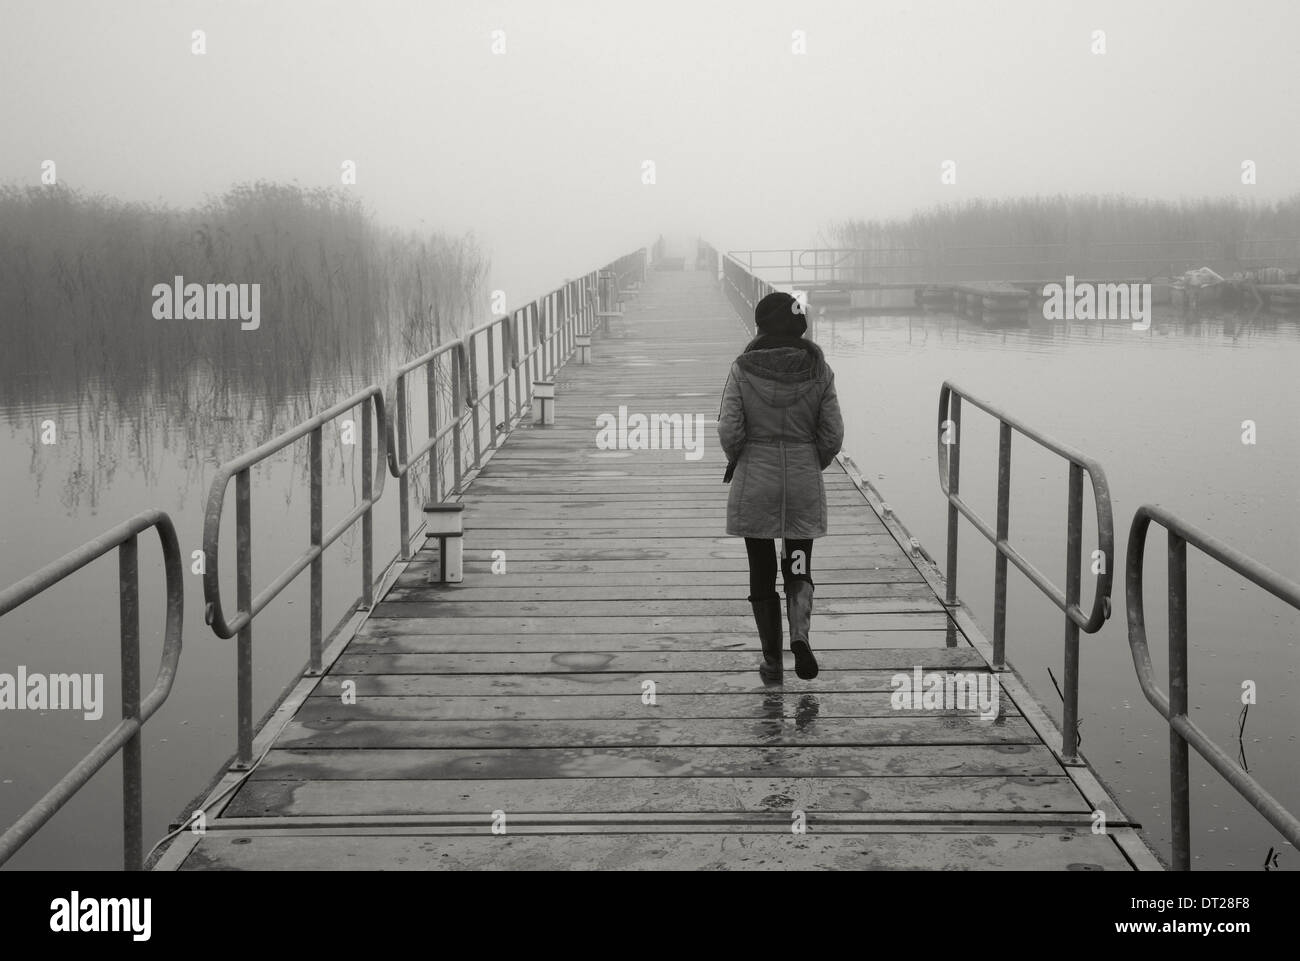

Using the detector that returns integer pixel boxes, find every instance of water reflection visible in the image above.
[811,299,1300,872]
[1,182,489,512]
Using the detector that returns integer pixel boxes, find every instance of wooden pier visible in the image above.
[155,269,1159,871]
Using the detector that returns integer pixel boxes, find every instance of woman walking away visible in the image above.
[718,292,844,684]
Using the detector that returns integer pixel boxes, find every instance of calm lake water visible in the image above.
[2,282,1297,870]
[813,304,1299,870]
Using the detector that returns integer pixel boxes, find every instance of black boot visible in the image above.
[784,578,819,680]
[748,595,783,685]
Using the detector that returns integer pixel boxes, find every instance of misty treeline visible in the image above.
[0,181,489,423]
[823,194,1300,273]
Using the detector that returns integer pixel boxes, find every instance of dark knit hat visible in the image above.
[754,291,807,337]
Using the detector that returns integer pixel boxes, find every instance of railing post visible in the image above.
[993,421,1011,670]
[563,291,572,359]
[396,375,410,560]
[500,321,513,433]
[944,394,962,606]
[451,349,464,492]
[487,325,498,449]
[544,298,554,377]
[425,361,439,501]
[1062,461,1084,763]
[469,335,482,469]
[118,534,142,871]
[309,425,322,674]
[361,396,373,609]
[1168,531,1191,870]
[527,308,538,397]
[512,313,522,423]
[235,467,253,768]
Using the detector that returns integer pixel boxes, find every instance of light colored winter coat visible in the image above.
[717,337,844,538]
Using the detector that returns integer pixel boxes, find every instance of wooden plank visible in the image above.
[223,774,1081,818]
[370,598,946,617]
[271,717,1038,749]
[248,743,1058,780]
[388,579,931,598]
[357,612,954,635]
[452,547,906,561]
[453,521,887,534]
[314,669,973,696]
[445,558,924,573]
[331,648,984,673]
[344,629,960,653]
[393,568,927,588]
[179,831,1133,870]
[295,693,1020,720]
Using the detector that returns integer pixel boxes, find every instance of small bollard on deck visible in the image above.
[576,334,591,364]
[533,380,555,425]
[422,502,465,583]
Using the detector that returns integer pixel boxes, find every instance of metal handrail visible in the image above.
[202,384,388,766]
[937,381,1114,764]
[722,253,777,328]
[725,240,1300,287]
[1125,504,1300,870]
[387,339,472,556]
[384,264,630,557]
[0,510,183,870]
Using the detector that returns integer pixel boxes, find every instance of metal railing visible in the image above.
[204,247,645,768]
[729,241,1300,288]
[722,253,777,331]
[1125,505,1300,870]
[387,273,606,557]
[202,385,388,766]
[0,511,183,870]
[937,382,1114,765]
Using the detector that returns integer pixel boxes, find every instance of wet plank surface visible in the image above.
[169,268,1143,871]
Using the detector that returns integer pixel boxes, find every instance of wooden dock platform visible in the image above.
[156,269,1159,871]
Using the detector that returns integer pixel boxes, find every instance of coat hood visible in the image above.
[732,336,828,408]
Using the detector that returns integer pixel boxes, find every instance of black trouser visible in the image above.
[745,537,814,598]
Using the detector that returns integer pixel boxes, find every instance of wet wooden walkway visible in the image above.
[158,269,1160,870]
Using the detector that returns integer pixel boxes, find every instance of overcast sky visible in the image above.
[4,0,1298,304]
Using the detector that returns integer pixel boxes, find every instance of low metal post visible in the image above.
[534,381,555,425]
[423,503,466,584]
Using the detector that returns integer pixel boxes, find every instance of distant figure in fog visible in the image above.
[718,292,844,685]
